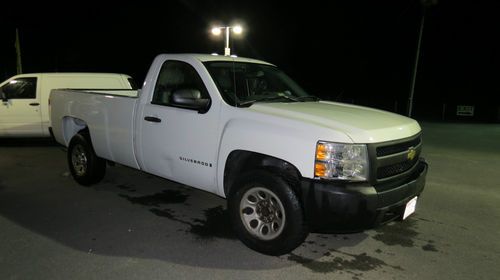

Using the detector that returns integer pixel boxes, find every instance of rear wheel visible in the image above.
[228,170,308,255]
[67,133,106,186]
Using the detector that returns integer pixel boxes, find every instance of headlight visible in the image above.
[314,141,369,181]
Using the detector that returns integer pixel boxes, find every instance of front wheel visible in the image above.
[228,170,308,255]
[67,133,106,186]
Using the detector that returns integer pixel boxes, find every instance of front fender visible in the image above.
[216,117,351,196]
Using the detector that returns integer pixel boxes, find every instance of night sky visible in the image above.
[2,0,499,120]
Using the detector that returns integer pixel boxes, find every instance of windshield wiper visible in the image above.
[238,93,301,106]
[295,95,321,101]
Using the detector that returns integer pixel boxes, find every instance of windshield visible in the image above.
[204,61,319,107]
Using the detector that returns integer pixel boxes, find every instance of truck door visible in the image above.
[0,77,43,137]
[138,60,219,193]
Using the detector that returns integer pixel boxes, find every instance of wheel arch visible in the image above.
[62,116,88,145]
[223,150,303,197]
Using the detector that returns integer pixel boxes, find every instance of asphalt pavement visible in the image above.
[1,122,499,280]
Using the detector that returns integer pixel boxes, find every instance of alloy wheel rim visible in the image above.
[71,144,88,176]
[240,186,285,240]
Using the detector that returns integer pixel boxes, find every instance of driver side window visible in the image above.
[152,61,209,106]
[1,77,37,99]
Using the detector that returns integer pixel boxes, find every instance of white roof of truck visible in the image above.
[158,53,275,66]
[10,73,131,78]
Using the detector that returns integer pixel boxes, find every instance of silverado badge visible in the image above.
[407,147,417,161]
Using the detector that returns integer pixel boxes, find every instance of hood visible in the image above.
[248,101,421,143]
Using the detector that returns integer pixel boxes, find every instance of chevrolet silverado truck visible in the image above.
[50,54,427,255]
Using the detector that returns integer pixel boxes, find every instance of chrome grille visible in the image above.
[376,136,421,157]
[371,134,422,183]
[377,157,419,179]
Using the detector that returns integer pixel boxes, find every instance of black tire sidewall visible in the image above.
[67,133,105,186]
[228,170,308,255]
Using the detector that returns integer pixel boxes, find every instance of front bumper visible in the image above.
[300,158,428,231]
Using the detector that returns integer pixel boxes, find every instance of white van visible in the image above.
[0,73,135,137]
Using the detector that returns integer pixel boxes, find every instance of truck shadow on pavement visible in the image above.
[118,189,236,240]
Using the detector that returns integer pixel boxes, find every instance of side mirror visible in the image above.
[170,88,210,113]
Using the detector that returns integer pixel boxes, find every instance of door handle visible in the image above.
[29,103,40,106]
[144,116,162,123]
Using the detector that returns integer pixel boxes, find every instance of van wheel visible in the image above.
[228,170,308,255]
[67,133,106,186]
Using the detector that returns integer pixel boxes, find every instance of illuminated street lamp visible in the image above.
[211,25,243,56]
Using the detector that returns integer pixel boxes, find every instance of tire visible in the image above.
[228,170,308,255]
[67,133,106,186]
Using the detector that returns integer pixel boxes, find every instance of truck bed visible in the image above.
[50,89,140,169]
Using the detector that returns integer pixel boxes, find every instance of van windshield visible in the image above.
[204,61,319,107]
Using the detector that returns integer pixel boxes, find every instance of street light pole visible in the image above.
[212,25,243,56]
[224,26,231,56]
[15,28,23,74]
[408,8,425,117]
[408,0,437,117]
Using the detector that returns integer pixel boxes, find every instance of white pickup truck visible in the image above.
[50,54,427,255]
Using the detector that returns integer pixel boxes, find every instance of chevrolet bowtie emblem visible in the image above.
[407,147,416,161]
